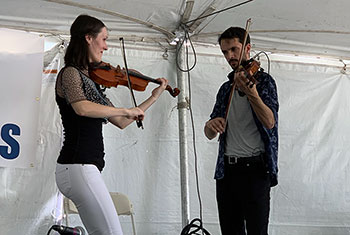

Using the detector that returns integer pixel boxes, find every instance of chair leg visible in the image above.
[63,199,69,226]
[130,214,136,235]
[65,215,68,227]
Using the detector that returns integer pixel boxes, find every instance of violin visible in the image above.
[238,58,261,88]
[232,18,261,88]
[89,62,180,98]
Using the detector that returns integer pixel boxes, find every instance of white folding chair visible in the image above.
[110,192,136,235]
[63,192,136,235]
[63,196,78,226]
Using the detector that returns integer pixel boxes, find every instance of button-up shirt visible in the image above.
[209,70,279,186]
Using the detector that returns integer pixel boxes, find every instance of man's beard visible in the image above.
[229,58,247,70]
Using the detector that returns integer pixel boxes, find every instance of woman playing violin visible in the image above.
[55,14,168,235]
[204,26,279,235]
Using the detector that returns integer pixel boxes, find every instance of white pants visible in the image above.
[55,163,123,235]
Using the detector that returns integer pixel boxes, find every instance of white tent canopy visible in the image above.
[1,1,350,235]
[1,0,350,59]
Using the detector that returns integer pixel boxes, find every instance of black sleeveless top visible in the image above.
[55,66,112,171]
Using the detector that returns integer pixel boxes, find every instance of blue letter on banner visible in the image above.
[0,123,21,160]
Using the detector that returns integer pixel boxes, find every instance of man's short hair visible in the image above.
[218,27,250,45]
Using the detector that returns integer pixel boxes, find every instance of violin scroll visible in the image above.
[167,86,180,97]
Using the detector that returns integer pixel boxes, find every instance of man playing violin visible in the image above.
[204,27,279,235]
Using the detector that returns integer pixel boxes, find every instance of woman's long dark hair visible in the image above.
[64,14,105,69]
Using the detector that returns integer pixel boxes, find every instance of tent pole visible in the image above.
[176,44,190,227]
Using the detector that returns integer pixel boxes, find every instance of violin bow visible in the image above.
[223,18,252,130]
[119,37,144,129]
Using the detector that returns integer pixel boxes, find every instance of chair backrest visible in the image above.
[110,192,134,216]
[63,196,78,214]
[63,192,134,216]
[63,192,136,234]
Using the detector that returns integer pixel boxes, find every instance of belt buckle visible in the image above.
[228,156,238,164]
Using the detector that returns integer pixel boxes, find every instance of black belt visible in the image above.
[224,154,264,166]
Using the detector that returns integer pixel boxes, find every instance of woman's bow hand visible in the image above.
[126,107,144,120]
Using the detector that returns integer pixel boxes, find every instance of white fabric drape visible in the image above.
[1,42,349,234]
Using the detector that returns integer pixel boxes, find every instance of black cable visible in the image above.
[261,51,271,74]
[46,226,54,235]
[176,24,211,235]
[185,40,203,222]
[176,25,197,73]
[180,218,211,235]
[184,0,254,25]
[252,50,271,74]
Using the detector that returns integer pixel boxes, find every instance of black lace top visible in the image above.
[55,66,113,171]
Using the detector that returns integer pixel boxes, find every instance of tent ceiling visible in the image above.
[1,0,350,59]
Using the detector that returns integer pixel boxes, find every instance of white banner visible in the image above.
[0,28,44,168]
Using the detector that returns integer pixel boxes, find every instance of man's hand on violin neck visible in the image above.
[234,71,257,97]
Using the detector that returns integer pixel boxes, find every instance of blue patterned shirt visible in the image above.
[209,70,279,186]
